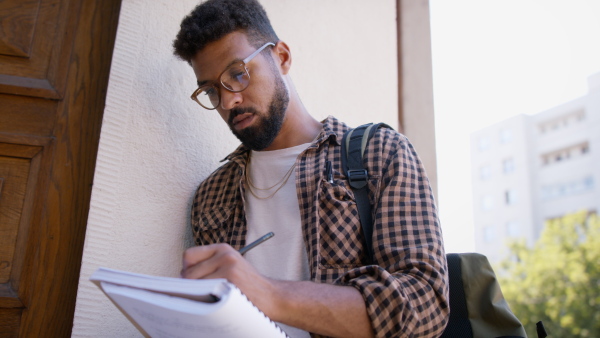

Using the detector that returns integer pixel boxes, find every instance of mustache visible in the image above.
[228,107,258,125]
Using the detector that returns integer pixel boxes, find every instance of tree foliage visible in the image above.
[499,211,600,337]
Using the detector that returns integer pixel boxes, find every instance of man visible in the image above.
[173,1,449,337]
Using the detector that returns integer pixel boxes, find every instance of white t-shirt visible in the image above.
[244,142,312,338]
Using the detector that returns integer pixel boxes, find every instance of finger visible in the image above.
[181,258,220,279]
[181,243,228,270]
[183,249,245,280]
[182,244,240,279]
[184,261,231,280]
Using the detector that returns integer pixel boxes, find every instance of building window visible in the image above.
[499,128,512,144]
[480,165,492,180]
[541,142,590,167]
[505,190,518,205]
[582,144,590,154]
[482,195,494,211]
[503,158,515,174]
[506,221,520,237]
[541,186,554,200]
[483,226,495,243]
[479,137,490,151]
[541,176,595,201]
[538,111,585,135]
[583,176,595,190]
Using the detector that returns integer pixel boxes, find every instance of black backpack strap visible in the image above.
[440,253,473,338]
[536,321,548,338]
[341,122,390,263]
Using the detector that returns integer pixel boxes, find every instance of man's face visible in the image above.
[190,31,289,150]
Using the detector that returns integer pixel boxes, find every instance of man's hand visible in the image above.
[181,243,278,316]
[181,243,374,338]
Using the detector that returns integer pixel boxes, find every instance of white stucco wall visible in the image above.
[72,0,397,336]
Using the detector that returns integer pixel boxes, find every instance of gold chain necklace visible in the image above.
[245,153,297,200]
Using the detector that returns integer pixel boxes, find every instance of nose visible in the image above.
[220,89,243,110]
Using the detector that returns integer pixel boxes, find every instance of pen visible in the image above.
[326,160,333,183]
[238,232,274,255]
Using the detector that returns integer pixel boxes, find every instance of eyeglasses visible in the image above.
[190,42,275,110]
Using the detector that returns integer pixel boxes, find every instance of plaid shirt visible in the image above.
[191,116,449,337]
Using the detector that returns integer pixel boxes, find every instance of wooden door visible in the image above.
[0,0,121,336]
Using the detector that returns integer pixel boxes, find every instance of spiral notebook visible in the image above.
[90,267,289,338]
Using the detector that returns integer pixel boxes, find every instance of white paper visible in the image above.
[91,268,289,338]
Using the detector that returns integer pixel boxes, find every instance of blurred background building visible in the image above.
[471,72,600,263]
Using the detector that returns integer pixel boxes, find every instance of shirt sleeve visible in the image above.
[336,129,449,338]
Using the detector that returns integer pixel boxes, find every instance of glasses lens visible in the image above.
[221,64,250,92]
[194,86,219,109]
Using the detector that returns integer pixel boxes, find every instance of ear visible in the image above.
[272,40,292,75]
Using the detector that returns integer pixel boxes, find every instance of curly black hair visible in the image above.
[173,0,279,63]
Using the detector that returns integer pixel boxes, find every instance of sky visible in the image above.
[429,0,600,253]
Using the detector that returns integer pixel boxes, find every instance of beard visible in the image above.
[227,73,289,151]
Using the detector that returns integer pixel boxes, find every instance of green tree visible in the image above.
[499,211,600,337]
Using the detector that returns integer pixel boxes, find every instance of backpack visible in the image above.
[341,123,547,338]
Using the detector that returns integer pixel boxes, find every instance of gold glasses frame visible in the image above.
[190,42,275,110]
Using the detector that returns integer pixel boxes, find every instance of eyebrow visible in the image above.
[196,59,243,88]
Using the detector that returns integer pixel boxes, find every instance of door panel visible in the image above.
[0,94,57,136]
[0,0,40,57]
[0,0,72,99]
[0,143,42,329]
[0,0,121,336]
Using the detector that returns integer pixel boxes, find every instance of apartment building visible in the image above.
[470,73,600,263]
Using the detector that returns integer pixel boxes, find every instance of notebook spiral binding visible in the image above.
[235,285,291,338]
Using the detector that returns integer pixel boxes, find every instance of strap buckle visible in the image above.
[347,169,368,189]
